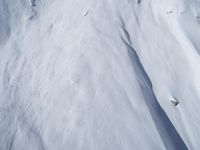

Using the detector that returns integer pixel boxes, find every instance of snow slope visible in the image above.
[0,0,200,149]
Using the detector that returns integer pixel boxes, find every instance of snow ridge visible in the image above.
[0,0,200,149]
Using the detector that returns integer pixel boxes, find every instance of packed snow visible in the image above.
[0,0,200,149]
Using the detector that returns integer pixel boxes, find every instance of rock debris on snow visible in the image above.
[170,99,179,106]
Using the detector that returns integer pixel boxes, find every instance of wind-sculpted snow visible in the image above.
[0,0,200,149]
[122,29,187,149]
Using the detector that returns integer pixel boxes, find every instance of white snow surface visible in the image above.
[0,0,200,149]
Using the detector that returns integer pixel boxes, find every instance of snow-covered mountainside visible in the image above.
[0,0,200,149]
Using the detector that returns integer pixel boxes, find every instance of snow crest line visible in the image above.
[121,27,188,150]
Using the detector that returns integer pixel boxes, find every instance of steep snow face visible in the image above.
[0,0,200,149]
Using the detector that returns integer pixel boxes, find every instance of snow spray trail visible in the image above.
[121,28,188,150]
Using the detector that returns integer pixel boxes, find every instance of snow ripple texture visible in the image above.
[0,0,200,149]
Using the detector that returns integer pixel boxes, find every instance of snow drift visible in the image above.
[0,0,200,149]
